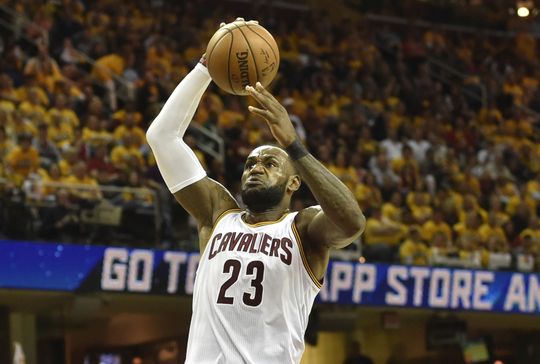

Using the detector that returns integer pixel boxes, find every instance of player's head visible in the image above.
[241,145,300,213]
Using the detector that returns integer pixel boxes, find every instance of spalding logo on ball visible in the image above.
[206,18,280,96]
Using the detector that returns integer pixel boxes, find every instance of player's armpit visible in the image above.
[173,177,239,229]
[299,206,365,250]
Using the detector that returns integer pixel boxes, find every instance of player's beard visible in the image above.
[241,181,287,213]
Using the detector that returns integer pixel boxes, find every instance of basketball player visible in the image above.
[146,55,366,363]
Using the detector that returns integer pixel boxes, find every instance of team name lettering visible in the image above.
[208,232,293,265]
[236,51,250,88]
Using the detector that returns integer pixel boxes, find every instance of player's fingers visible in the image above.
[220,22,226,27]
[248,105,271,119]
[255,82,279,103]
[247,85,279,112]
[246,85,269,107]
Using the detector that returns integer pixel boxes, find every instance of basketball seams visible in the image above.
[226,31,235,96]
[233,22,259,93]
[206,28,232,66]
[207,21,279,95]
[245,23,279,71]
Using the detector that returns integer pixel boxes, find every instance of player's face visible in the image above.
[241,146,294,212]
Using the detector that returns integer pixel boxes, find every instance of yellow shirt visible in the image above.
[17,86,49,107]
[490,211,510,226]
[48,122,74,148]
[92,54,125,81]
[0,90,19,105]
[458,207,488,223]
[218,110,244,128]
[328,165,358,191]
[364,218,406,246]
[48,107,79,128]
[421,220,452,241]
[58,159,75,177]
[0,139,14,160]
[5,146,40,181]
[392,157,419,173]
[410,204,433,222]
[63,175,101,200]
[121,187,154,204]
[356,138,377,156]
[449,191,464,211]
[113,126,146,146]
[18,101,46,122]
[110,145,144,169]
[24,57,63,92]
[526,180,540,199]
[400,239,429,265]
[354,184,382,210]
[382,202,402,222]
[406,192,432,208]
[82,128,113,146]
[453,223,481,243]
[478,224,506,243]
[505,195,536,215]
[11,119,38,137]
[520,228,540,248]
[41,174,66,196]
[112,110,143,124]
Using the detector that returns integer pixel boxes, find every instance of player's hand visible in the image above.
[246,82,297,147]
[199,53,207,66]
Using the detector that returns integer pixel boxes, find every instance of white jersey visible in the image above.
[185,209,321,364]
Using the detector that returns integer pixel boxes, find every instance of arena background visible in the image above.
[0,0,539,363]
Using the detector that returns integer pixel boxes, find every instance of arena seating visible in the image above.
[0,0,537,271]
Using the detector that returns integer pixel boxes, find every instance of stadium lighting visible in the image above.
[517,6,530,17]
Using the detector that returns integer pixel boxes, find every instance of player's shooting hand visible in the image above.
[246,82,297,147]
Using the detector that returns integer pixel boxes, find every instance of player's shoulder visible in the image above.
[294,205,321,229]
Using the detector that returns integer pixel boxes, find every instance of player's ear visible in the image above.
[287,175,301,193]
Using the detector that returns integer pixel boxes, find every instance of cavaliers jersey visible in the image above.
[185,209,322,364]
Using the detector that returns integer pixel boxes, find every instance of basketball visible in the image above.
[206,18,280,96]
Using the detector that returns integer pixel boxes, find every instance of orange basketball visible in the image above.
[206,18,280,96]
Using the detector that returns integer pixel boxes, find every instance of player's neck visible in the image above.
[243,205,290,224]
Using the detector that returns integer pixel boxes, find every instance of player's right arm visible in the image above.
[146,59,238,250]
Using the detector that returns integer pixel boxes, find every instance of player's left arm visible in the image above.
[246,83,365,249]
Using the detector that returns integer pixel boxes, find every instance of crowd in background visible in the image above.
[0,0,538,271]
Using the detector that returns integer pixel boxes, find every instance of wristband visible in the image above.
[285,139,309,160]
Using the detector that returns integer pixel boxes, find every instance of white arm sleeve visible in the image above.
[146,63,212,193]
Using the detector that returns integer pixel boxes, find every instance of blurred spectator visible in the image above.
[369,149,400,187]
[380,127,402,161]
[382,192,405,223]
[39,189,80,241]
[400,226,429,265]
[110,134,144,172]
[421,210,452,242]
[33,123,60,168]
[40,163,64,199]
[478,212,507,244]
[515,232,536,272]
[0,0,536,268]
[483,236,512,270]
[5,133,40,185]
[355,172,382,213]
[87,143,118,185]
[63,160,102,205]
[363,207,406,262]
